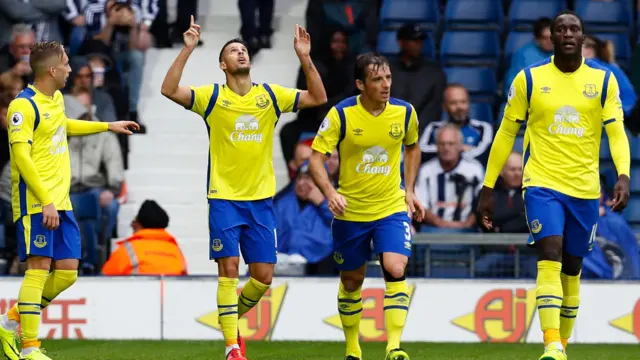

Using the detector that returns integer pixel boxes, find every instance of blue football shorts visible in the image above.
[208,198,277,264]
[16,211,82,262]
[524,186,599,257]
[331,212,412,271]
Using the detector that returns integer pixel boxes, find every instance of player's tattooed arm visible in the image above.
[161,15,200,108]
[293,24,327,109]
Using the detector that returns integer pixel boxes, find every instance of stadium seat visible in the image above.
[623,197,640,223]
[508,0,567,32]
[470,102,493,123]
[630,168,640,193]
[630,134,640,161]
[600,135,612,160]
[444,0,503,32]
[379,0,440,31]
[445,67,497,103]
[576,0,633,32]
[504,32,534,66]
[377,30,435,60]
[592,33,631,71]
[440,31,501,67]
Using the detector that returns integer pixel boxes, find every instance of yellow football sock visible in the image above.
[41,270,78,308]
[18,269,49,349]
[536,261,563,347]
[217,277,239,346]
[338,282,362,359]
[560,272,580,350]
[384,280,410,353]
[8,270,78,325]
[237,277,270,318]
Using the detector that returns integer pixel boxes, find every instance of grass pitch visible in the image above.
[35,340,639,359]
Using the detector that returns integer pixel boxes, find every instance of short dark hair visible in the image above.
[30,41,64,75]
[551,10,584,34]
[533,17,552,38]
[354,52,389,83]
[219,38,248,62]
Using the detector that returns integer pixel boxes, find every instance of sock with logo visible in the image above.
[18,269,49,353]
[338,282,362,359]
[384,280,410,353]
[536,260,563,349]
[218,277,239,349]
[560,272,580,350]
[237,277,270,318]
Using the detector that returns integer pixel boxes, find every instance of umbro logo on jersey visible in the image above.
[221,100,231,107]
[540,86,551,94]
[353,128,363,136]
[43,113,50,119]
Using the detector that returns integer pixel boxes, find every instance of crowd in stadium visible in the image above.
[0,0,638,280]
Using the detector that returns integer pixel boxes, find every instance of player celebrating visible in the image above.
[309,53,424,360]
[0,42,138,360]
[477,11,630,360]
[160,16,326,360]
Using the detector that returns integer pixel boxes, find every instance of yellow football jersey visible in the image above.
[312,96,419,222]
[7,85,72,221]
[505,57,624,199]
[189,83,300,200]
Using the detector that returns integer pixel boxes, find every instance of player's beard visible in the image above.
[231,66,251,75]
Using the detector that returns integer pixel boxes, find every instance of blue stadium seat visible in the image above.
[497,102,507,125]
[380,0,440,31]
[444,0,503,32]
[593,33,631,71]
[377,30,435,59]
[624,197,640,223]
[504,32,534,66]
[440,31,501,67]
[470,102,493,123]
[630,134,640,161]
[576,0,633,32]
[508,0,567,32]
[630,168,640,193]
[445,67,497,103]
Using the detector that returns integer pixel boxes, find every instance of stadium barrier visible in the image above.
[1,276,639,343]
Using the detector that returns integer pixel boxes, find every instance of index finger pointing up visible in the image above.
[190,15,194,26]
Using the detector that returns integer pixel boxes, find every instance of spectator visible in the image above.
[280,27,355,166]
[274,160,333,274]
[169,0,201,46]
[238,0,274,56]
[482,152,528,233]
[66,56,119,123]
[65,89,124,253]
[389,23,446,133]
[305,0,378,55]
[85,0,148,132]
[503,17,553,96]
[62,0,89,55]
[415,125,484,231]
[0,0,67,48]
[0,24,35,87]
[288,136,314,181]
[0,93,13,270]
[583,34,636,117]
[419,84,493,165]
[102,200,188,276]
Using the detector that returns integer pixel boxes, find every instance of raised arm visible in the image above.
[160,15,200,108]
[292,24,327,109]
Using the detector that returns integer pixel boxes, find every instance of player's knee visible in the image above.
[218,257,240,278]
[340,272,365,292]
[536,237,563,262]
[561,255,583,276]
[382,264,406,282]
[251,272,273,286]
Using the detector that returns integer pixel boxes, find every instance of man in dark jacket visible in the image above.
[389,23,446,134]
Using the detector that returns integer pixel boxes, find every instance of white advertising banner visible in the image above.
[0,278,161,339]
[1,277,639,343]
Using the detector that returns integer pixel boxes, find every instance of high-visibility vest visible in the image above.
[102,229,188,276]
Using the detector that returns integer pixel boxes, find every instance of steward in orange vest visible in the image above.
[102,200,187,276]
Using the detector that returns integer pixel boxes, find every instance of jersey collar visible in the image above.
[550,55,585,77]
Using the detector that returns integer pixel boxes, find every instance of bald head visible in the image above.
[502,152,523,189]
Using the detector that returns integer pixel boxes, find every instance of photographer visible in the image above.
[85,0,149,131]
[415,124,484,232]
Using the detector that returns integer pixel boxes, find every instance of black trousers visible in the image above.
[238,0,274,40]
[174,0,199,36]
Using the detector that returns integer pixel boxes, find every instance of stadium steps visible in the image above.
[115,0,305,275]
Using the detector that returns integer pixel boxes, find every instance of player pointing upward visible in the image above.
[309,53,425,360]
[0,42,138,360]
[161,16,326,360]
[477,11,630,360]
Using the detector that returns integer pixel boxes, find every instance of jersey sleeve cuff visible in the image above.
[292,91,301,112]
[186,89,195,110]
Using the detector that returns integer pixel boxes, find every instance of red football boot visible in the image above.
[238,330,246,356]
[226,348,247,360]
